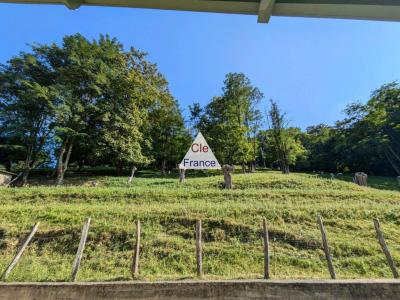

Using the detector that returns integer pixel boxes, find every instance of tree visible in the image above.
[258,127,306,171]
[147,96,190,173]
[190,73,263,168]
[0,51,59,185]
[47,34,115,185]
[267,100,291,174]
[34,34,174,184]
[367,83,400,175]
[298,124,337,172]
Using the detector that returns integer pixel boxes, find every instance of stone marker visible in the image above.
[83,181,99,187]
[222,165,234,189]
[354,172,368,186]
[179,168,186,183]
[0,171,16,186]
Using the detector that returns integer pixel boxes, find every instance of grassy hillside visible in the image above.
[0,171,399,282]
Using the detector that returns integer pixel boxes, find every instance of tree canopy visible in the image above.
[0,34,399,183]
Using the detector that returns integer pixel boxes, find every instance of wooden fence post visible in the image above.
[131,220,141,279]
[317,216,336,279]
[71,218,91,282]
[262,218,270,279]
[195,219,203,278]
[127,166,137,185]
[1,223,40,280]
[373,219,399,278]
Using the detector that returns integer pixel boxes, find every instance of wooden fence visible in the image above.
[0,216,398,281]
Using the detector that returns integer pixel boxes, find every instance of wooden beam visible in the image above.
[195,219,203,278]
[258,0,275,23]
[1,223,39,281]
[71,218,91,282]
[262,218,270,279]
[2,1,400,22]
[131,220,141,279]
[374,219,399,279]
[317,216,336,279]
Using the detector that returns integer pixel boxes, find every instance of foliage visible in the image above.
[0,34,187,184]
[294,83,400,175]
[264,100,306,174]
[0,50,60,184]
[190,73,263,167]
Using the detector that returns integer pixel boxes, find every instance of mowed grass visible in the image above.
[0,171,399,282]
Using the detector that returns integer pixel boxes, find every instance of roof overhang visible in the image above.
[2,0,400,23]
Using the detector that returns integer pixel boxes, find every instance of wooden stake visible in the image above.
[71,218,91,282]
[127,166,137,185]
[317,216,336,279]
[179,168,186,183]
[374,219,399,278]
[132,220,141,279]
[1,223,39,280]
[195,219,203,278]
[262,218,270,279]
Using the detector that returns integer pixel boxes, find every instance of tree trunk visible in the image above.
[55,141,73,186]
[250,161,256,173]
[55,143,66,185]
[282,165,290,174]
[19,167,31,187]
[161,159,167,176]
[222,165,234,189]
[280,156,290,174]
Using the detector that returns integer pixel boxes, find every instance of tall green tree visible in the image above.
[0,51,59,185]
[147,96,190,173]
[258,127,306,171]
[267,100,295,174]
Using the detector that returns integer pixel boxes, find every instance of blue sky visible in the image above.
[1,4,400,129]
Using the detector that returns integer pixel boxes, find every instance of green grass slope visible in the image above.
[0,171,399,282]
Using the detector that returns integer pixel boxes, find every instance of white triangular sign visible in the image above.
[179,132,221,170]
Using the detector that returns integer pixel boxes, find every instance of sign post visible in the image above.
[179,132,221,171]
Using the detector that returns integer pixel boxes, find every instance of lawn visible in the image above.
[0,170,399,282]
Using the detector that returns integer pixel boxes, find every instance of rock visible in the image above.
[83,180,99,187]
[0,171,16,186]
